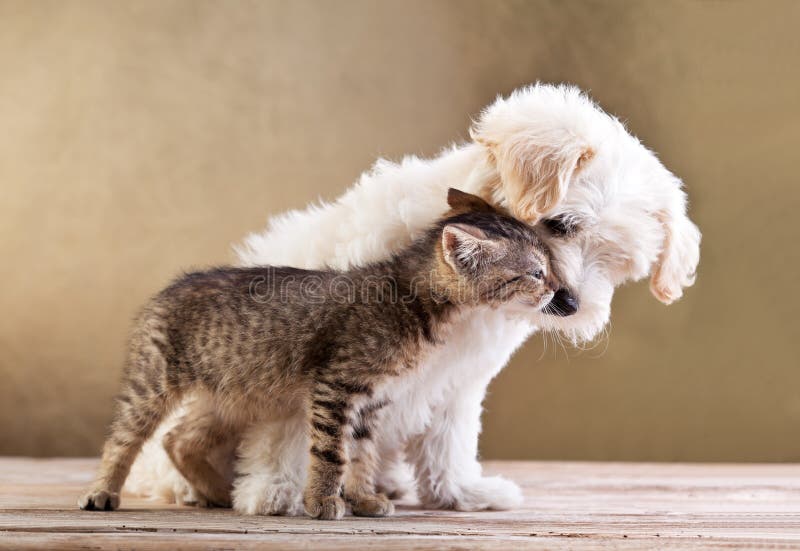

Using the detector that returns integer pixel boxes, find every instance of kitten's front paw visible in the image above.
[78,489,120,511]
[304,494,345,520]
[350,492,395,517]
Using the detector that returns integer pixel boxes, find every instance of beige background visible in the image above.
[1,0,798,460]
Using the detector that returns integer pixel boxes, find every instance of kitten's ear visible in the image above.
[442,223,503,272]
[446,188,498,214]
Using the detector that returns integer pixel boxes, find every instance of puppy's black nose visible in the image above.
[549,288,579,316]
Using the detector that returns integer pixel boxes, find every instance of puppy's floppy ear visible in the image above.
[446,188,497,214]
[649,184,701,305]
[442,223,503,273]
[471,95,594,222]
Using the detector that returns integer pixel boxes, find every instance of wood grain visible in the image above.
[1,458,799,549]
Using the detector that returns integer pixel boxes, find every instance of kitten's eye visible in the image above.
[542,215,577,237]
[531,269,544,280]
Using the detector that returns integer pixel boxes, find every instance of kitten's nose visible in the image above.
[548,288,579,316]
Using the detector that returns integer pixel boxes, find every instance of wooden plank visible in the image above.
[1,458,799,549]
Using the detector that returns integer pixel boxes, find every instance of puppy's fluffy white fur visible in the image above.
[125,84,700,514]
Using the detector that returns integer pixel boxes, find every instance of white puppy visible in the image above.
[125,84,700,514]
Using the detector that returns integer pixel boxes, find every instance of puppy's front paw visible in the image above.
[375,461,415,500]
[350,492,394,517]
[421,476,523,511]
[169,478,206,507]
[455,476,523,511]
[233,477,304,516]
[78,489,120,511]
[304,494,345,520]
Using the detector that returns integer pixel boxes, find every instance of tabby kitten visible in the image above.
[79,189,559,520]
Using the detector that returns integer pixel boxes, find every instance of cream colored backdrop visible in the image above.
[1,0,798,460]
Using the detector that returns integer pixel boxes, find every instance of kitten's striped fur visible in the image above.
[79,189,558,519]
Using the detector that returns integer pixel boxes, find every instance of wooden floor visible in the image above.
[1,458,800,549]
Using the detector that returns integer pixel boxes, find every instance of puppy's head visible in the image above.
[471,84,701,342]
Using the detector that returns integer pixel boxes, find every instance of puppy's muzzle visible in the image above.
[548,288,579,316]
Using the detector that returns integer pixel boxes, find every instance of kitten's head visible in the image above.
[436,188,559,310]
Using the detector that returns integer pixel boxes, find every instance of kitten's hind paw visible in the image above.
[192,495,231,509]
[351,492,394,517]
[78,489,120,511]
[304,495,345,520]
